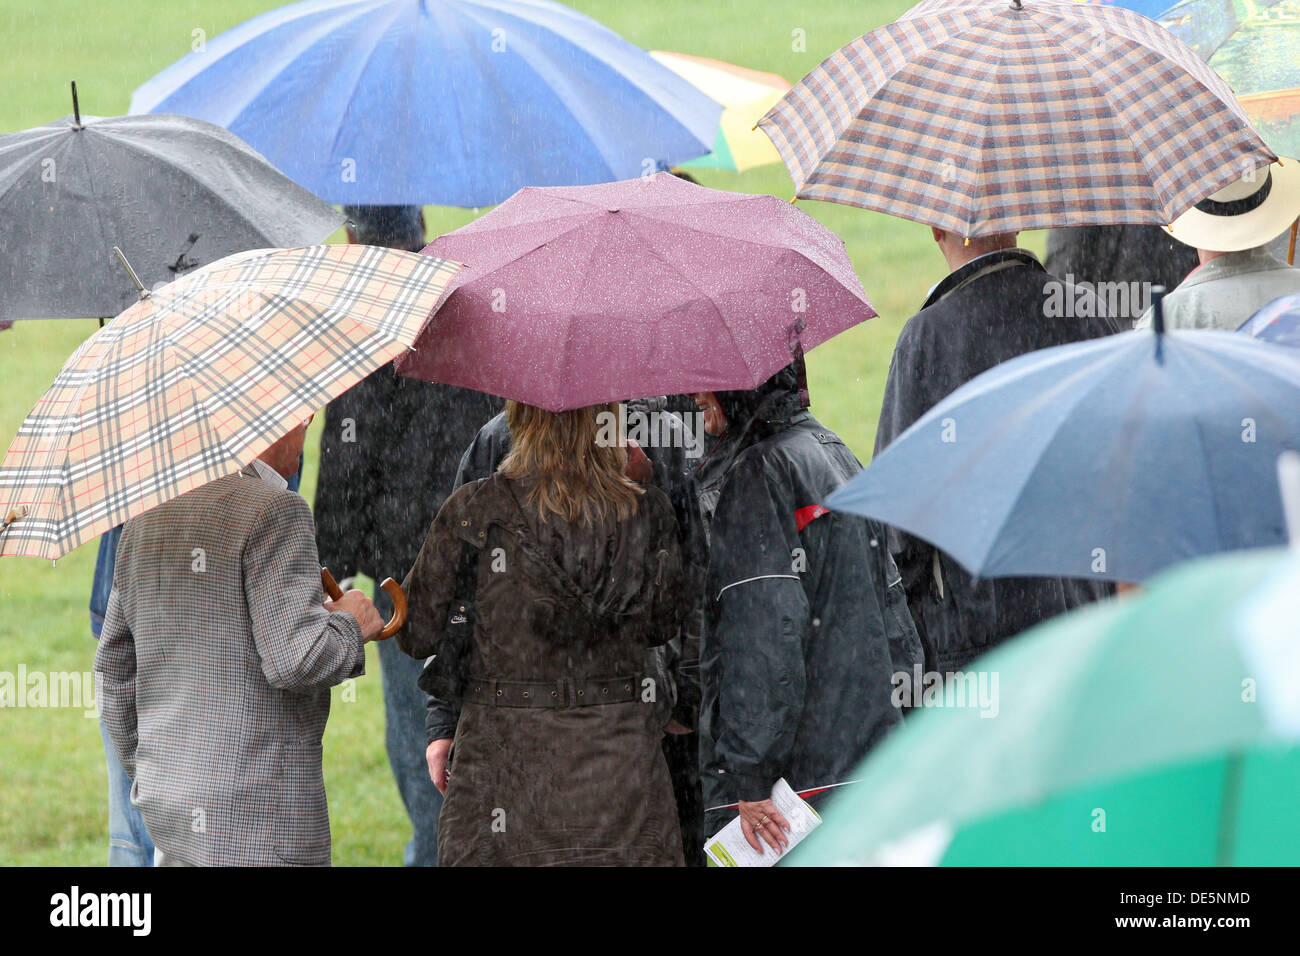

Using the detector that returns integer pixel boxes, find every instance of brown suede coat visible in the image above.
[400,473,686,866]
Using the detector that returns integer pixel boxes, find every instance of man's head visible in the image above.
[930,227,1018,272]
[258,414,315,478]
[342,205,427,252]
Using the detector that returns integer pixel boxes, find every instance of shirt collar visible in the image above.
[922,248,1045,309]
[248,458,288,491]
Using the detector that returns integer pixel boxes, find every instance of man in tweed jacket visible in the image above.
[95,419,384,866]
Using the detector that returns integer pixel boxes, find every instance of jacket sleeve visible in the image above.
[245,492,366,691]
[874,326,939,610]
[873,519,924,677]
[398,484,472,660]
[425,695,460,744]
[93,585,138,780]
[707,455,808,803]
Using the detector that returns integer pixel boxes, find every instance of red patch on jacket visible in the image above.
[794,504,829,532]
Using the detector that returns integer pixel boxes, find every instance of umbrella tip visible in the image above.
[1009,0,1024,9]
[1151,285,1166,336]
[71,80,81,129]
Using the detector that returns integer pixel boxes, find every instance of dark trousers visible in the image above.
[662,732,705,867]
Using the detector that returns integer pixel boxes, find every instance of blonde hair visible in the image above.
[498,401,643,525]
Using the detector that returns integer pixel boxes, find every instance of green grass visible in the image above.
[0,0,1045,865]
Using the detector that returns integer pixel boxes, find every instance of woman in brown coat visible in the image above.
[398,401,687,866]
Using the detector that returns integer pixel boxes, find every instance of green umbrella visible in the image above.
[787,548,1300,866]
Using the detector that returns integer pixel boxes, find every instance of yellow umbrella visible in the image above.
[649,51,790,172]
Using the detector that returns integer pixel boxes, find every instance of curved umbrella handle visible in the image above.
[320,567,408,640]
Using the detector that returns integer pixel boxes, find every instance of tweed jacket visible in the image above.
[95,465,366,866]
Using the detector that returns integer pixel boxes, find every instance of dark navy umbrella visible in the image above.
[830,298,1300,583]
[1239,293,1300,348]
[129,0,722,206]
[0,86,343,322]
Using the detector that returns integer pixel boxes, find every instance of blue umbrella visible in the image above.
[1239,292,1300,348]
[829,303,1300,583]
[1090,0,1173,20]
[129,0,722,206]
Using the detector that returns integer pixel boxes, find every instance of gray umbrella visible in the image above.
[0,85,344,322]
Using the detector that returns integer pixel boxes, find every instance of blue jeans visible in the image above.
[99,715,154,866]
[377,628,443,866]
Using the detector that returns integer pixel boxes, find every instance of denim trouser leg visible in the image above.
[377,629,443,866]
[100,715,154,867]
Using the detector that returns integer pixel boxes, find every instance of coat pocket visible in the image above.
[273,743,331,865]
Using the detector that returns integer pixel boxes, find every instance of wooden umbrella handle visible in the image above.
[320,567,408,640]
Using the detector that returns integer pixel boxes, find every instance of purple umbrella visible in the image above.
[395,172,875,410]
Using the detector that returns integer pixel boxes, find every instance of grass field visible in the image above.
[0,0,1045,865]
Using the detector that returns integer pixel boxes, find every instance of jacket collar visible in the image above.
[243,458,288,491]
[922,248,1045,310]
[1179,246,1293,290]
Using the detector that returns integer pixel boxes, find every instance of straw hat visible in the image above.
[1166,159,1300,252]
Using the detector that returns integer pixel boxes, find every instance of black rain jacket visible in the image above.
[699,366,921,832]
[875,249,1118,674]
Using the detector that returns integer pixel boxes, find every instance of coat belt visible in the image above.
[466,675,641,709]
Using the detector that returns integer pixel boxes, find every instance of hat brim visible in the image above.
[1166,159,1300,252]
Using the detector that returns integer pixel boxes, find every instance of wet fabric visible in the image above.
[399,474,687,866]
[314,363,501,587]
[1044,224,1199,325]
[0,112,340,322]
[874,249,1118,673]
[699,367,921,833]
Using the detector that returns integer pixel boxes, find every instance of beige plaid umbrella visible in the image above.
[0,244,461,560]
[759,0,1277,238]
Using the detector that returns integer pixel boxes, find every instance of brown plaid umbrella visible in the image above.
[0,244,461,560]
[759,0,1277,238]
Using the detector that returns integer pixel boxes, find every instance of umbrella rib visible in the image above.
[617,209,761,384]
[455,1,715,170]
[97,130,281,247]
[0,129,65,199]
[67,128,119,300]
[323,1,415,168]
[212,3,384,141]
[448,5,622,183]
[1058,13,1270,218]
[967,345,1127,574]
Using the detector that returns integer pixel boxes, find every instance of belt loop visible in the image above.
[490,678,499,707]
